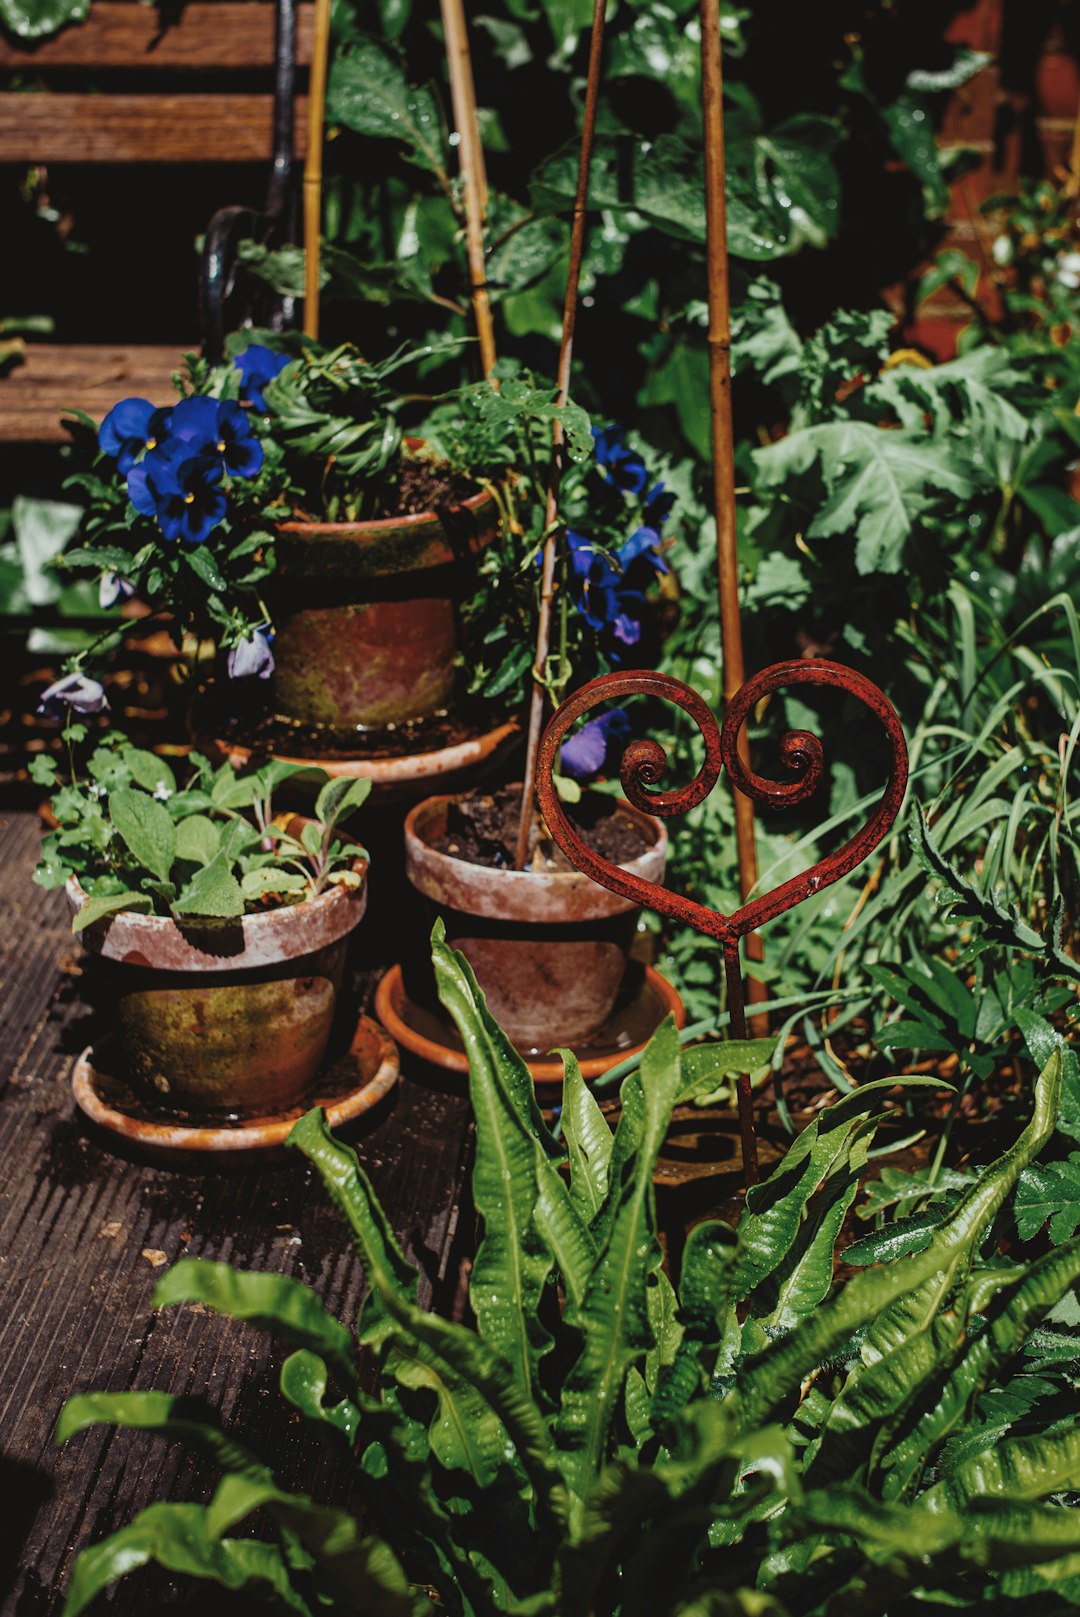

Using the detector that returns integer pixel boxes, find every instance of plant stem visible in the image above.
[440,0,497,378]
[303,0,332,340]
[514,0,607,870]
[700,0,766,1031]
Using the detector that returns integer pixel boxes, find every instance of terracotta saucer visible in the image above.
[375,962,685,1087]
[72,1015,399,1154]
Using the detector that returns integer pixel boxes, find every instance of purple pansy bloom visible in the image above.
[561,707,631,783]
[167,396,263,480]
[227,626,275,681]
[234,345,290,413]
[128,445,226,545]
[98,397,170,475]
[592,425,649,497]
[566,526,668,659]
[643,481,676,531]
[38,671,109,716]
[99,571,135,610]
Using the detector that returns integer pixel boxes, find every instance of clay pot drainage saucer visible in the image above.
[375,962,684,1087]
[73,1015,400,1154]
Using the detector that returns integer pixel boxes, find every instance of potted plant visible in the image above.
[32,685,372,1115]
[394,419,682,1065]
[61,333,507,750]
[52,930,1080,1616]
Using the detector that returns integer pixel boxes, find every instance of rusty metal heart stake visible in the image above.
[536,659,909,1184]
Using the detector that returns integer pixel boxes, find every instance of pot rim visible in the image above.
[404,791,667,922]
[275,483,494,540]
[66,853,369,972]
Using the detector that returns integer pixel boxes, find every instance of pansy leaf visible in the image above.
[109,787,177,883]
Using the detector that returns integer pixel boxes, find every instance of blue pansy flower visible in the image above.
[566,526,668,659]
[38,670,109,716]
[128,445,226,545]
[167,396,263,480]
[561,707,631,783]
[227,626,275,681]
[592,424,649,497]
[98,397,170,475]
[643,480,677,531]
[234,345,290,413]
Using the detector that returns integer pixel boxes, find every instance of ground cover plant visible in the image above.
[31,715,371,930]
[55,928,1080,1615]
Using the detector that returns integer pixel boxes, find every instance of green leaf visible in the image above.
[738,1052,1062,1428]
[154,1260,358,1392]
[287,1107,567,1520]
[240,867,309,900]
[172,847,245,919]
[651,1221,737,1426]
[327,42,445,176]
[183,546,228,594]
[61,1501,314,1617]
[109,786,177,883]
[554,1018,681,1498]
[315,773,373,830]
[120,745,176,795]
[561,1051,613,1224]
[1015,1157,1080,1244]
[174,815,221,867]
[71,889,154,934]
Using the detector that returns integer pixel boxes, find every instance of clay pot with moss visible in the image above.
[271,478,498,733]
[402,786,667,1052]
[67,859,368,1116]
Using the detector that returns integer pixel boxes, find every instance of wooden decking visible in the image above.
[0,809,473,1615]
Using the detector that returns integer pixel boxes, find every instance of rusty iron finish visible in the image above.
[536,660,910,1185]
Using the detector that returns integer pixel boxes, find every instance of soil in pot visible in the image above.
[271,459,497,732]
[404,786,667,1054]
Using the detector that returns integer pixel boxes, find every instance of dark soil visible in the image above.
[376,455,481,519]
[432,784,652,871]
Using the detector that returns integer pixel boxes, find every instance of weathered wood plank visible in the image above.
[0,345,190,441]
[0,92,309,163]
[0,2,314,71]
[0,809,473,1614]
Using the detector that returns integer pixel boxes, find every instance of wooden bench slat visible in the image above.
[0,2,314,70]
[0,92,309,162]
[0,345,189,440]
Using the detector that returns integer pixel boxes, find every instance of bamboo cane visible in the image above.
[440,0,498,377]
[514,0,607,870]
[700,0,768,1073]
[303,0,332,340]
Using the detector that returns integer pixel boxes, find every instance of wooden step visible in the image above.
[0,92,309,163]
[0,2,314,70]
[0,344,190,442]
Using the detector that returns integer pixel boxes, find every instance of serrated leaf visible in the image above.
[109,786,176,883]
[173,847,245,918]
[174,815,221,867]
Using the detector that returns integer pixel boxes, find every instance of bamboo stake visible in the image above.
[303,0,332,340]
[699,0,767,1060]
[514,0,607,870]
[440,0,498,377]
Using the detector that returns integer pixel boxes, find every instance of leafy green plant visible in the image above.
[55,925,1080,1615]
[31,727,371,932]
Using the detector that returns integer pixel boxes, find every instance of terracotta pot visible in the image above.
[271,486,497,730]
[67,859,368,1116]
[403,794,667,1052]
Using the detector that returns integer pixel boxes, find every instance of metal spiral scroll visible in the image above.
[535,659,909,1185]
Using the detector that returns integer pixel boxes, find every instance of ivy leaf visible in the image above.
[109,788,177,884]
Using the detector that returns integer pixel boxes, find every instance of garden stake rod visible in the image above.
[514,0,608,872]
[536,661,909,1188]
[700,0,767,1029]
[440,0,498,378]
[303,0,332,340]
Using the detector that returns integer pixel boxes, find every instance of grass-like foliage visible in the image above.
[57,926,1080,1616]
